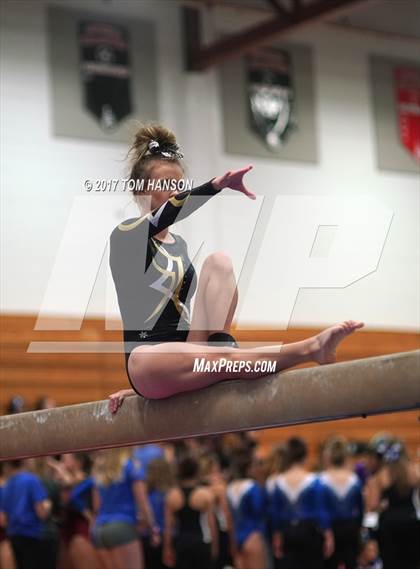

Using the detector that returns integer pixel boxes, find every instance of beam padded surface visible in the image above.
[1,351,419,460]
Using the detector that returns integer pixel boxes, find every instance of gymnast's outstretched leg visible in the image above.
[108,249,363,405]
[126,320,364,399]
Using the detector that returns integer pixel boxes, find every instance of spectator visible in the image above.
[0,463,16,569]
[5,397,24,416]
[251,447,270,487]
[163,455,217,569]
[265,443,289,568]
[227,452,268,569]
[357,434,393,487]
[356,539,383,569]
[34,397,56,411]
[266,443,289,479]
[367,439,420,569]
[0,460,51,569]
[320,436,364,569]
[91,448,157,569]
[134,444,165,474]
[141,457,175,569]
[200,453,235,569]
[47,453,99,569]
[267,437,333,569]
[26,457,62,569]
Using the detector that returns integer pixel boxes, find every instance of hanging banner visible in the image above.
[246,48,295,148]
[79,21,132,131]
[394,66,420,161]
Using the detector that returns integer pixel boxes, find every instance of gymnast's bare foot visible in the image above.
[310,320,364,365]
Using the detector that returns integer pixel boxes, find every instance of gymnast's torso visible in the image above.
[109,180,220,370]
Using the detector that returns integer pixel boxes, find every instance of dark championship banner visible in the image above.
[246,48,295,148]
[79,21,132,131]
[394,66,420,161]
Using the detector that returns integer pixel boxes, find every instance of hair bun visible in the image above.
[128,124,184,184]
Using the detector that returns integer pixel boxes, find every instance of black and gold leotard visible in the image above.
[109,180,221,374]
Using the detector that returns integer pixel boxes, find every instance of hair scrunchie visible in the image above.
[145,139,184,159]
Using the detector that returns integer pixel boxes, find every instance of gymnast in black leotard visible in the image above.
[108,123,364,406]
[109,176,222,382]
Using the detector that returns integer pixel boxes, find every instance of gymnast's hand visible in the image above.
[211,165,256,199]
[108,388,136,414]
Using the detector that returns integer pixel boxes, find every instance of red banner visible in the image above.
[394,66,420,161]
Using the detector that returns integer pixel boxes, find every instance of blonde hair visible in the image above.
[268,443,289,475]
[92,447,132,487]
[128,123,184,195]
[323,436,349,468]
[387,455,411,496]
[199,453,222,479]
[26,457,51,479]
[146,458,175,492]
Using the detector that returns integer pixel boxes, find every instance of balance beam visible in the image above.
[1,350,419,461]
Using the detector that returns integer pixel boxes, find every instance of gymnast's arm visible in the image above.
[108,388,137,413]
[113,165,255,239]
[115,179,222,238]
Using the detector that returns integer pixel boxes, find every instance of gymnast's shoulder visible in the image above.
[111,215,147,236]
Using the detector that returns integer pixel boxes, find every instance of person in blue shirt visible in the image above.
[0,466,16,569]
[267,437,333,569]
[91,447,158,569]
[140,457,175,569]
[0,460,51,569]
[320,437,364,569]
[133,444,165,475]
[226,452,268,569]
[47,452,99,569]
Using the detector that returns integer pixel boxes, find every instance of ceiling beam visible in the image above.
[329,20,420,43]
[183,0,372,70]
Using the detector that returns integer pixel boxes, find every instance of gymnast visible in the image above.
[108,124,364,412]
